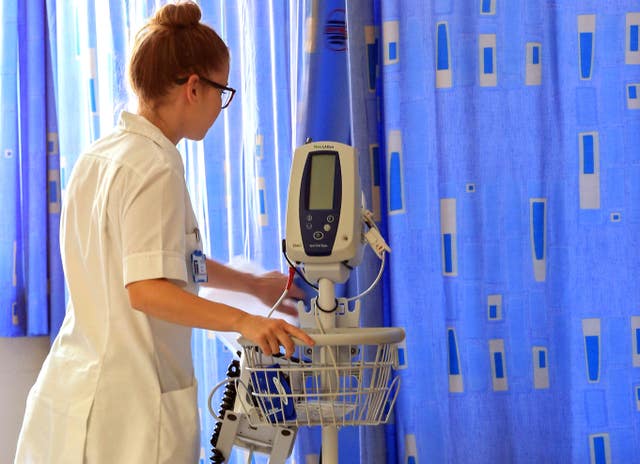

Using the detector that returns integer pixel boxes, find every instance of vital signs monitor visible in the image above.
[284,141,363,273]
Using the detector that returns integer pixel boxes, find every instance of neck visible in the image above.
[137,103,182,145]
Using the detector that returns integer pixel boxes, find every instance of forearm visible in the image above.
[201,258,258,294]
[127,278,247,332]
[126,277,316,357]
[200,258,300,316]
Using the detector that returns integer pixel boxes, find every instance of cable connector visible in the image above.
[362,208,377,228]
[361,209,391,259]
[364,226,391,258]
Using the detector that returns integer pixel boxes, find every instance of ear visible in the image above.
[184,74,200,103]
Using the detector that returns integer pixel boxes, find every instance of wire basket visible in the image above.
[237,327,405,428]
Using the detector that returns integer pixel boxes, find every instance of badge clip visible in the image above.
[191,250,208,283]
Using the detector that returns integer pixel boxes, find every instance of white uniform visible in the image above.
[15,112,201,464]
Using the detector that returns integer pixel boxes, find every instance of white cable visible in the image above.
[266,287,289,319]
[207,377,237,421]
[314,307,327,335]
[312,307,340,378]
[345,252,386,303]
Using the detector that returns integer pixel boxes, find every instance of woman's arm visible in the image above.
[201,258,305,315]
[126,278,314,356]
[201,258,260,293]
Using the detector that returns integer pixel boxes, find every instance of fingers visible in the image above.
[258,337,272,356]
[240,312,316,359]
[284,323,315,347]
[267,320,298,358]
[276,331,296,358]
[268,333,280,356]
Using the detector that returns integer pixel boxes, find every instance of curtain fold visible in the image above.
[0,0,59,337]
[345,3,397,463]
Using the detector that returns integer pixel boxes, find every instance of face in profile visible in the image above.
[184,63,231,141]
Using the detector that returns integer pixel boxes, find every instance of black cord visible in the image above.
[281,239,319,290]
[316,298,339,313]
[210,356,242,463]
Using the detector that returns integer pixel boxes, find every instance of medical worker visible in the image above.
[14,2,314,463]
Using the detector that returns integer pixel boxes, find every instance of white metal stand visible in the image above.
[236,265,405,464]
[317,277,338,464]
[212,141,403,463]
[322,425,338,464]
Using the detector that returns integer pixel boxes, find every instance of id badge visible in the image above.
[191,250,208,283]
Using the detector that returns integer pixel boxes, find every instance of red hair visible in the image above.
[128,1,229,104]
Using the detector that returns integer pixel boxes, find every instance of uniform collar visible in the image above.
[118,111,184,172]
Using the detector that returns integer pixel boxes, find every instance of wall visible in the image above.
[0,337,49,463]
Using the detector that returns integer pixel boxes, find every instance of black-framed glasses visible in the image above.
[175,75,236,109]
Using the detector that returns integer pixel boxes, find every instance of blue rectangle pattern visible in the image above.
[443,234,453,273]
[580,32,593,78]
[389,151,403,211]
[583,135,594,174]
[585,335,599,382]
[532,202,545,260]
[448,329,460,375]
[593,436,607,464]
[631,25,639,52]
[49,181,57,203]
[89,79,97,113]
[259,190,266,214]
[372,146,380,186]
[437,24,449,70]
[494,352,504,378]
[483,47,493,74]
[367,43,377,89]
[389,42,397,60]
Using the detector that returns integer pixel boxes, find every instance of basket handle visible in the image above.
[239,327,405,348]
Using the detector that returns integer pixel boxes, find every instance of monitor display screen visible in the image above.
[308,153,336,210]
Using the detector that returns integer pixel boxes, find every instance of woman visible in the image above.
[15,2,314,463]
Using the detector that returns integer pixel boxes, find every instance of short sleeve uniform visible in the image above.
[15,112,202,464]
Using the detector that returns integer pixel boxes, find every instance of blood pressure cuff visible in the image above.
[250,364,297,423]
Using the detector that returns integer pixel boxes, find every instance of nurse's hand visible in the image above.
[253,271,305,317]
[237,313,315,358]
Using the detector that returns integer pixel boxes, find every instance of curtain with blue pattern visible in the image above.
[0,0,63,337]
[348,0,640,463]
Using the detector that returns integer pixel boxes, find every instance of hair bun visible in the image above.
[151,1,201,28]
